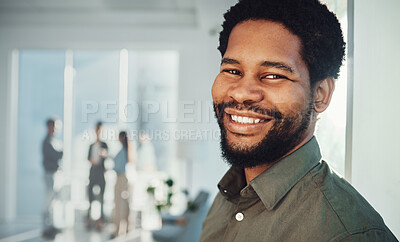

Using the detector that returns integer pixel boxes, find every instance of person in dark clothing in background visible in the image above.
[42,118,63,240]
[86,121,108,230]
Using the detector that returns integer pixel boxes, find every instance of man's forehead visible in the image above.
[223,20,308,77]
[227,20,301,48]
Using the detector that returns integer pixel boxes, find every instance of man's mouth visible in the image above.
[229,114,270,124]
[224,107,272,124]
[223,108,273,135]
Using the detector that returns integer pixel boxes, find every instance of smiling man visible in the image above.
[199,0,397,241]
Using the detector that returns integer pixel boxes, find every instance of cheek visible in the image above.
[267,87,310,115]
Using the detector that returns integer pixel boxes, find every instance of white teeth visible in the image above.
[230,114,263,124]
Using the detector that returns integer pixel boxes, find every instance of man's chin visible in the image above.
[225,129,266,147]
[221,138,268,168]
[226,140,261,155]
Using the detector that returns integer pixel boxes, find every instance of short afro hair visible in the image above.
[218,0,346,86]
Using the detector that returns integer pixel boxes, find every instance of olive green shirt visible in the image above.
[200,137,397,242]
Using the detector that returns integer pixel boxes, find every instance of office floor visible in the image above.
[0,220,155,242]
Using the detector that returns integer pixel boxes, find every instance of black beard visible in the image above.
[213,101,313,168]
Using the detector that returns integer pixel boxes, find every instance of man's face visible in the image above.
[96,126,102,139]
[212,20,316,167]
[48,124,55,135]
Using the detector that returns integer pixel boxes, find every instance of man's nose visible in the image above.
[227,76,263,104]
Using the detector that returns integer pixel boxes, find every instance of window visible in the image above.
[316,0,349,177]
[16,49,179,222]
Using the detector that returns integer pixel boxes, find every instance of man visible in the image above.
[200,0,397,241]
[87,121,108,230]
[42,118,63,239]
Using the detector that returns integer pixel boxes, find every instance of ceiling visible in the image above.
[0,0,346,31]
[0,0,202,28]
[0,0,196,11]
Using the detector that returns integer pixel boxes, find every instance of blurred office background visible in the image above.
[0,0,399,241]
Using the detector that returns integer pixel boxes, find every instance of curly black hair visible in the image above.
[218,0,346,86]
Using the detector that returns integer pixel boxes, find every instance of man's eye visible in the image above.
[223,69,241,75]
[263,74,287,80]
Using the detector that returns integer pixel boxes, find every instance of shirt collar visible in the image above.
[218,136,322,210]
[218,165,246,202]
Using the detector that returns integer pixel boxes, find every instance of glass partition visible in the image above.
[16,49,179,226]
[17,50,65,218]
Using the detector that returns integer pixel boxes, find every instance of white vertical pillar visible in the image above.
[4,50,19,222]
[119,49,129,129]
[63,50,74,176]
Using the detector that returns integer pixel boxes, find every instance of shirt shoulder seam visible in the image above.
[330,227,391,241]
[309,166,349,232]
[317,182,349,231]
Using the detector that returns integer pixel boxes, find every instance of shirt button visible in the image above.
[235,212,244,221]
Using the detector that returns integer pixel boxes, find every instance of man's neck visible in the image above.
[244,134,314,185]
[244,163,277,184]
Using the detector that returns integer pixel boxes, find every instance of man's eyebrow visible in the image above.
[221,58,240,65]
[221,58,294,73]
[261,61,294,73]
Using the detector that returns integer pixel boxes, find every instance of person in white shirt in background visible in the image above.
[137,133,157,172]
[110,131,133,239]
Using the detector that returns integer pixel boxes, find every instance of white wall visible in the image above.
[352,0,400,237]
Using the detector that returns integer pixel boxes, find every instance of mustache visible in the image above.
[213,101,283,121]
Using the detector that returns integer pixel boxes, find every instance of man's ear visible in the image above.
[313,78,335,113]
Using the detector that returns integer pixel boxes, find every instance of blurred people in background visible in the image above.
[41,118,63,240]
[86,121,108,230]
[137,133,157,172]
[110,131,132,239]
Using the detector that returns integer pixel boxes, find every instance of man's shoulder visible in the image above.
[310,161,392,239]
[43,135,50,144]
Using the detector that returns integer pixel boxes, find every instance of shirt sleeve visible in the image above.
[338,228,398,242]
[88,144,92,160]
[43,139,63,161]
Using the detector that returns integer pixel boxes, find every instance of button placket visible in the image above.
[234,194,247,223]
